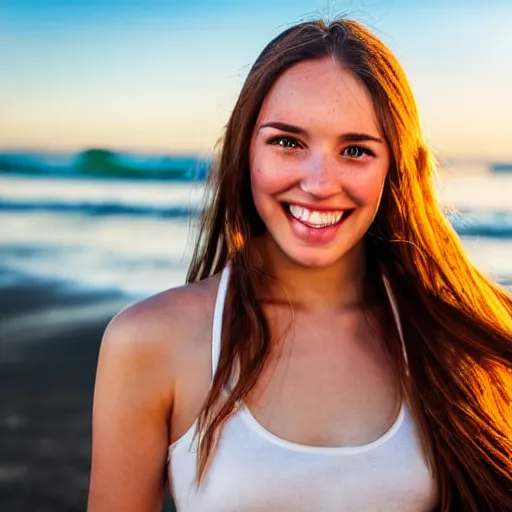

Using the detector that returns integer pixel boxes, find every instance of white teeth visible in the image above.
[289,204,305,220]
[287,204,344,228]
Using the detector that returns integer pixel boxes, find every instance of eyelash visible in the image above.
[266,135,375,158]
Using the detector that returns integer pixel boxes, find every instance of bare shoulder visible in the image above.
[88,274,220,511]
[102,273,220,364]
[96,270,222,420]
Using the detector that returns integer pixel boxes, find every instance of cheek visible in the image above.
[250,153,296,199]
[343,167,388,206]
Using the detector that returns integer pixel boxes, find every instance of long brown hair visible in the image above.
[186,18,512,511]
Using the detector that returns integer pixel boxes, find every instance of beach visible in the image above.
[0,272,179,511]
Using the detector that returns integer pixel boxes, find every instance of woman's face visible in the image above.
[249,56,390,268]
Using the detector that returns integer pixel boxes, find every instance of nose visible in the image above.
[299,152,342,199]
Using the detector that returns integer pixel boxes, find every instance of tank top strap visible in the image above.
[211,264,231,379]
[382,274,410,373]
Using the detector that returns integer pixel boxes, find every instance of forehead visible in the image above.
[256,57,379,134]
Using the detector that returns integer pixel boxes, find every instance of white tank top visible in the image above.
[167,266,439,511]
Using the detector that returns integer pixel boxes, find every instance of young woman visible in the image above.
[88,18,512,512]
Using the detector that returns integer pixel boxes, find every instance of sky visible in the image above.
[1,0,512,161]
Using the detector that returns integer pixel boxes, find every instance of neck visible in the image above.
[251,234,367,311]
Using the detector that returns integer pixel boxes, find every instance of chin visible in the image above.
[278,240,352,269]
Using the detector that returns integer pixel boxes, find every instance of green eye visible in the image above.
[268,136,300,149]
[342,146,373,158]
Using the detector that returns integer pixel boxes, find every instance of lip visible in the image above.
[282,203,353,244]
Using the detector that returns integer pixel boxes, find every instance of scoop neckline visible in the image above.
[168,399,406,457]
[239,399,406,455]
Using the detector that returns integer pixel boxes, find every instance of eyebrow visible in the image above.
[258,121,384,144]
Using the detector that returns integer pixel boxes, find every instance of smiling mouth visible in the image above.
[282,203,353,229]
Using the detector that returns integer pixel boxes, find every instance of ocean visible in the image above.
[0,151,511,297]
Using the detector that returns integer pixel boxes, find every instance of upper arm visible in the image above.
[87,301,175,512]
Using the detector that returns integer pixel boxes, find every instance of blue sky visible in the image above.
[1,0,512,160]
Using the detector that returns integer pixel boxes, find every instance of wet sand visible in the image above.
[0,273,175,511]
